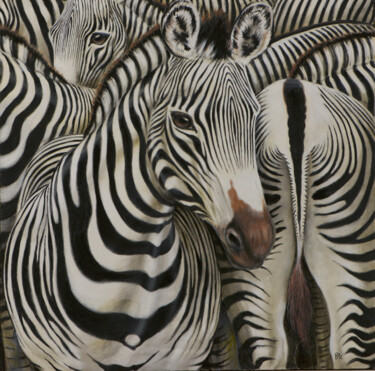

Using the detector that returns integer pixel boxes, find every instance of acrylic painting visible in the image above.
[0,0,374,370]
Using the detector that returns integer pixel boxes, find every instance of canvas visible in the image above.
[0,0,374,370]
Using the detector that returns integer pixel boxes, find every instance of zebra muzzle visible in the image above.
[223,206,274,268]
[223,183,275,269]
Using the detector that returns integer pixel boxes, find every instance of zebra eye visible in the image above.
[90,32,110,46]
[171,112,193,129]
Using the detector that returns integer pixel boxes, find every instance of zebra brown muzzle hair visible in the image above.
[224,182,275,269]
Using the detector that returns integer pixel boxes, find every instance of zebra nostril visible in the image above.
[225,227,242,252]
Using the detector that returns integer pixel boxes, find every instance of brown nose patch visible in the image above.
[226,181,274,268]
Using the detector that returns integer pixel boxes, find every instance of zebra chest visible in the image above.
[8,201,221,369]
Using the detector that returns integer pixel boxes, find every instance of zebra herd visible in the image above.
[0,0,374,370]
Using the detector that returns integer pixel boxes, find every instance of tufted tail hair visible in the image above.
[286,258,312,350]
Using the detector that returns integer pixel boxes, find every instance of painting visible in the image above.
[0,0,374,370]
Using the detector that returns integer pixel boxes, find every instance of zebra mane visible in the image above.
[197,11,233,58]
[289,26,375,78]
[0,26,66,82]
[89,26,163,134]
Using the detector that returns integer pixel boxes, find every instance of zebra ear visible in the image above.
[230,3,273,62]
[162,0,200,58]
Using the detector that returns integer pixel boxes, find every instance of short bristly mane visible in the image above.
[89,25,162,132]
[198,11,232,58]
[0,26,66,82]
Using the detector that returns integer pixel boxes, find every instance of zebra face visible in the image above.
[49,0,126,87]
[148,1,275,269]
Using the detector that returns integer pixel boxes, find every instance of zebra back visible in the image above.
[0,27,65,80]
[249,22,375,110]
[273,0,375,37]
[289,28,375,113]
[0,0,64,62]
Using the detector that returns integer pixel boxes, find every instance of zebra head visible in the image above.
[148,1,274,269]
[49,0,127,87]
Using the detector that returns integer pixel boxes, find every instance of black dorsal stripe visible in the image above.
[283,78,306,223]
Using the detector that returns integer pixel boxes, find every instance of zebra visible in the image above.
[217,25,375,368]
[252,78,375,368]
[49,0,160,87]
[2,1,374,370]
[0,23,172,371]
[0,0,65,63]
[272,0,375,38]
[0,28,94,371]
[49,0,274,87]
[5,2,276,369]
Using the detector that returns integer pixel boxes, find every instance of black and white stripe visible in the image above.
[0,0,65,62]
[273,0,375,37]
[249,22,375,113]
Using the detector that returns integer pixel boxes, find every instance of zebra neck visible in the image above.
[123,5,161,48]
[59,83,95,135]
[123,0,163,29]
[91,33,169,133]
[55,66,175,255]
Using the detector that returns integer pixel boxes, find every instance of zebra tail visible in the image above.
[286,257,312,351]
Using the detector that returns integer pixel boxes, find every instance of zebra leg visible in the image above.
[0,232,34,371]
[284,265,333,370]
[307,271,333,369]
[304,234,375,369]
[0,274,33,371]
[204,306,240,370]
[302,89,375,369]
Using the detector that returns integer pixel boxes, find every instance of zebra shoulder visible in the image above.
[19,135,84,210]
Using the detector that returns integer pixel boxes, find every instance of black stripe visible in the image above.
[283,79,306,222]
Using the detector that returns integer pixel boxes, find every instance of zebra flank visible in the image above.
[0,29,94,371]
[288,29,375,79]
[288,29,375,114]
[249,22,375,113]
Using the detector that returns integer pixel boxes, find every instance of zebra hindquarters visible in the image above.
[301,84,375,369]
